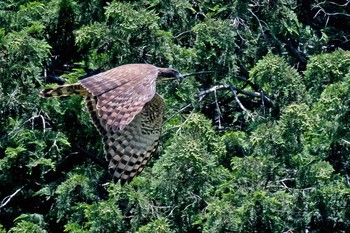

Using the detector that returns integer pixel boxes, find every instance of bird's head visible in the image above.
[157,67,183,81]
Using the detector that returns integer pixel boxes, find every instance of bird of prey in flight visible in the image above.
[41,63,183,185]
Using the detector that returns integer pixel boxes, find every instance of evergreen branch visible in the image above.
[44,147,108,183]
[75,145,108,168]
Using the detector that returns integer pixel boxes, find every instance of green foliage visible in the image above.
[75,1,161,68]
[136,218,175,233]
[2,0,350,232]
[304,179,350,230]
[304,49,350,98]
[0,224,5,233]
[54,174,98,222]
[0,1,50,92]
[305,78,350,158]
[149,113,227,232]
[8,221,46,233]
[205,155,296,232]
[64,200,124,233]
[146,0,193,31]
[251,54,307,107]
[192,18,238,84]
[14,214,47,229]
[137,218,174,233]
[8,213,47,232]
[153,114,225,191]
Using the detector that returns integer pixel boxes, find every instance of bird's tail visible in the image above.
[40,83,90,98]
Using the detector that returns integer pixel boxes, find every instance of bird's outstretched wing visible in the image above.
[40,63,182,185]
[85,93,164,185]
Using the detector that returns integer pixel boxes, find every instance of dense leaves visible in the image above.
[1,0,350,232]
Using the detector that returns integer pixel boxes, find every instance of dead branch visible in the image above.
[196,84,273,107]
[213,88,223,128]
[182,71,216,78]
[0,185,26,212]
[196,84,227,100]
[229,86,255,121]
[163,103,192,125]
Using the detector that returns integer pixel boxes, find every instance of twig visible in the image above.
[175,30,192,38]
[197,84,227,101]
[213,88,223,128]
[167,205,179,217]
[229,86,255,122]
[182,195,198,212]
[163,103,192,125]
[261,91,266,116]
[139,46,151,64]
[30,111,47,133]
[325,12,350,17]
[182,71,216,78]
[248,9,266,37]
[176,110,195,134]
[196,84,273,107]
[236,75,260,92]
[342,139,350,145]
[0,185,26,212]
[312,1,350,29]
[230,16,250,42]
[45,133,62,156]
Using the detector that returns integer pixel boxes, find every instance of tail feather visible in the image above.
[40,83,90,98]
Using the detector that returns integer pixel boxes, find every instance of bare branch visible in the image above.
[0,185,26,211]
[248,9,266,36]
[175,30,192,38]
[196,84,228,100]
[196,84,273,107]
[325,12,350,17]
[341,139,350,145]
[163,103,192,125]
[176,110,195,134]
[328,0,350,7]
[167,205,179,217]
[213,88,223,128]
[139,46,151,64]
[183,71,216,78]
[312,1,350,22]
[229,86,255,121]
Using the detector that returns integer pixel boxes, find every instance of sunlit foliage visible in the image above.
[1,0,350,232]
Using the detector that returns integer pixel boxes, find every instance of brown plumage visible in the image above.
[41,63,183,185]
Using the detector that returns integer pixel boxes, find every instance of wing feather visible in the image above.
[85,93,164,185]
[106,94,164,185]
[80,64,158,131]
